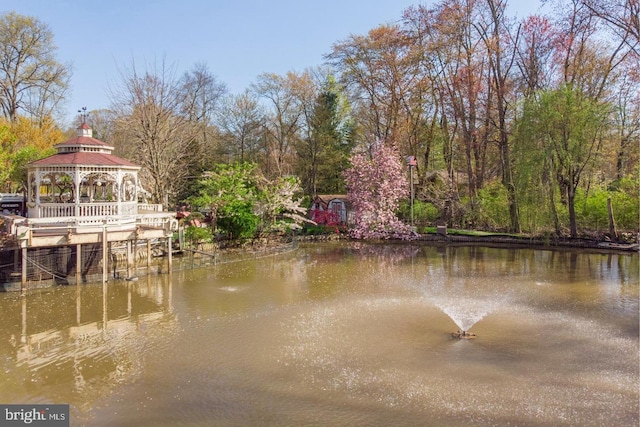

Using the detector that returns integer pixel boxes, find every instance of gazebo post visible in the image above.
[74,169,81,217]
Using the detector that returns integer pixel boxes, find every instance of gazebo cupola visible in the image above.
[27,123,141,221]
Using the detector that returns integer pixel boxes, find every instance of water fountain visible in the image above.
[429,295,510,339]
[451,329,476,339]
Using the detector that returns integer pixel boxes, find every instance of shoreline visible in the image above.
[297,232,640,253]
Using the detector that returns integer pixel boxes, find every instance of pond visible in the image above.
[0,242,638,426]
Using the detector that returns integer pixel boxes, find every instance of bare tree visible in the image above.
[582,0,639,53]
[476,0,521,232]
[0,12,71,122]
[327,24,419,148]
[110,58,198,207]
[180,63,226,123]
[515,14,559,95]
[76,108,118,142]
[217,89,265,163]
[180,62,226,158]
[253,72,305,177]
[610,70,640,179]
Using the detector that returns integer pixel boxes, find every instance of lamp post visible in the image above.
[406,156,417,226]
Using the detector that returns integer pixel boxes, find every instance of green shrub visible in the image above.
[185,225,212,246]
[576,177,639,231]
[218,208,259,239]
[476,182,510,230]
[398,199,440,225]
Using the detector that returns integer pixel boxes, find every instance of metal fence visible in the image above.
[171,236,299,272]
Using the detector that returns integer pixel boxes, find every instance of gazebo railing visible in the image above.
[78,203,119,217]
[39,204,75,218]
[35,202,139,219]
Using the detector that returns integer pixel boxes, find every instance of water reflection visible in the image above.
[0,277,177,420]
[0,242,637,426]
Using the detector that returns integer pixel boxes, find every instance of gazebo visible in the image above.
[0,123,177,289]
[27,123,141,222]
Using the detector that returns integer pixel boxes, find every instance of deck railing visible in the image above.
[32,202,150,219]
[77,203,119,217]
[138,203,163,212]
[17,202,176,233]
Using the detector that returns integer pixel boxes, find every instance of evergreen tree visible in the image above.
[296,76,353,196]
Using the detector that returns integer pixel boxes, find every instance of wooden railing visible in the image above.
[138,203,163,212]
[77,203,119,217]
[17,202,177,236]
[39,204,75,218]
[34,202,143,219]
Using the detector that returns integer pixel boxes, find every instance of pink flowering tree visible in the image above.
[344,142,416,239]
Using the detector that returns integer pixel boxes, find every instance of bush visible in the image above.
[185,225,212,246]
[218,208,259,239]
[398,199,440,226]
[302,224,343,235]
[576,177,639,231]
[475,182,510,230]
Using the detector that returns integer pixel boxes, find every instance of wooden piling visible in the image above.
[102,224,108,283]
[21,247,27,291]
[76,244,81,284]
[167,236,172,273]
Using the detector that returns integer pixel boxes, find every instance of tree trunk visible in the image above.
[568,186,577,238]
[607,197,618,240]
[549,179,561,237]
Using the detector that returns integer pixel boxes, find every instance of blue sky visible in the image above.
[2,0,541,125]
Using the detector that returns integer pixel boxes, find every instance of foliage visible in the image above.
[184,225,212,246]
[344,142,415,239]
[471,182,512,231]
[189,162,260,239]
[575,177,640,231]
[301,224,344,235]
[0,117,60,192]
[1,2,637,241]
[0,123,15,189]
[255,175,312,234]
[189,162,310,240]
[295,74,354,196]
[398,199,440,226]
[514,84,610,236]
[468,175,640,234]
[11,146,55,192]
[10,116,65,151]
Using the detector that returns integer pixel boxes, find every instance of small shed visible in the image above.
[309,195,351,226]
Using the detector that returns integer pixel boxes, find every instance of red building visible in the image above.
[309,195,351,226]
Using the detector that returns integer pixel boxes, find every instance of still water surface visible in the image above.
[1,242,638,426]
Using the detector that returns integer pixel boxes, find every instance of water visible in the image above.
[0,242,637,426]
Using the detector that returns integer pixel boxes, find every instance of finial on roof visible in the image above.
[76,106,92,138]
[77,106,88,124]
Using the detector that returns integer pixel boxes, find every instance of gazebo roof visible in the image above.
[30,151,139,168]
[54,136,114,150]
[29,123,139,169]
